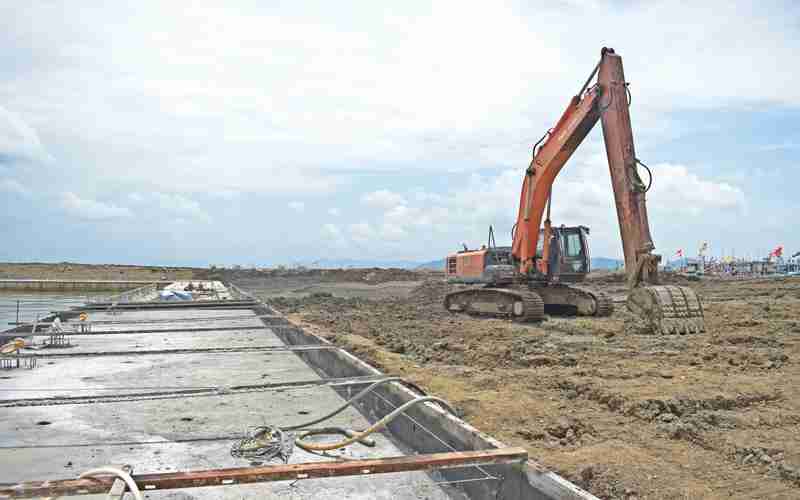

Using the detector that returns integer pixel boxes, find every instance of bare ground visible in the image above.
[241,269,800,500]
[0,262,197,281]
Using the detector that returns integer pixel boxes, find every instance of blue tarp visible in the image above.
[159,290,193,301]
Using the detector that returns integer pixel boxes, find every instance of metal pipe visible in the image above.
[0,448,528,498]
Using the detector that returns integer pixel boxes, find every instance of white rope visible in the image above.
[79,466,143,500]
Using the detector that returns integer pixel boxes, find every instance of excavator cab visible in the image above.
[537,226,591,282]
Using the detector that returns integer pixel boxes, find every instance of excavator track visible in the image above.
[627,285,705,335]
[594,291,614,317]
[533,284,614,317]
[443,288,544,322]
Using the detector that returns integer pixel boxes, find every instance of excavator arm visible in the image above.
[598,49,658,289]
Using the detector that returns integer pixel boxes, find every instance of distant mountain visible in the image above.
[306,258,423,269]
[418,257,623,271]
[299,256,623,271]
[591,257,624,270]
[415,259,446,270]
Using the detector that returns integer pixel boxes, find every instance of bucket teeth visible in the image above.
[628,285,705,335]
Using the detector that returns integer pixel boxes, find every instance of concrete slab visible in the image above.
[0,387,462,498]
[0,302,464,499]
[0,350,333,400]
[75,309,257,322]
[28,328,283,354]
[57,309,266,332]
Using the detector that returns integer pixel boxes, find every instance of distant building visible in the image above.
[684,258,704,276]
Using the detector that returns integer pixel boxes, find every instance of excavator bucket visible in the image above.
[627,285,705,335]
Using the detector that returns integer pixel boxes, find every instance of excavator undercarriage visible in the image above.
[443,287,545,322]
[443,281,613,322]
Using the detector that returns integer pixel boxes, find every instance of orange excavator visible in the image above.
[443,48,705,334]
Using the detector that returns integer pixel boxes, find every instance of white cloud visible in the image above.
[322,223,341,238]
[321,223,348,251]
[327,207,340,216]
[61,192,133,220]
[379,222,406,240]
[337,157,746,259]
[0,178,30,197]
[208,190,241,200]
[288,201,305,213]
[647,163,745,215]
[128,191,211,221]
[0,105,53,165]
[3,1,798,194]
[348,222,373,243]
[362,190,406,209]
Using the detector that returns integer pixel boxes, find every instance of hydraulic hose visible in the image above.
[231,377,453,456]
[283,377,422,431]
[294,396,455,452]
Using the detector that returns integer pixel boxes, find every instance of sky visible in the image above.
[1,1,799,267]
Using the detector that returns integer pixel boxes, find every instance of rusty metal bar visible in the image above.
[78,300,257,310]
[0,448,527,498]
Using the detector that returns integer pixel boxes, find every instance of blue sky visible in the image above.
[1,1,798,267]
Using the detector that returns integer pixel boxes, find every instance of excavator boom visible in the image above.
[512,87,602,273]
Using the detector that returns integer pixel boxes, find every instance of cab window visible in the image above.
[565,233,582,258]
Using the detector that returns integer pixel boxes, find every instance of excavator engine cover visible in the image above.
[626,285,704,334]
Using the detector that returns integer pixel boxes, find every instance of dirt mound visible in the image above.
[587,269,698,287]
[586,270,627,284]
[203,267,428,285]
[409,278,450,305]
[266,292,368,314]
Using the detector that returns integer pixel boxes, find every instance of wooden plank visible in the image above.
[0,448,527,498]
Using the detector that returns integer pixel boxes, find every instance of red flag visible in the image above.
[675,249,684,258]
[771,245,784,258]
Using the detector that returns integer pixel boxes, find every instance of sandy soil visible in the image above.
[239,268,800,500]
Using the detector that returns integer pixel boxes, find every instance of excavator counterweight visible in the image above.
[444,47,705,335]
